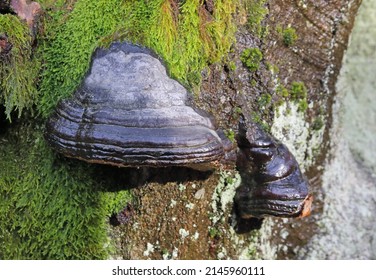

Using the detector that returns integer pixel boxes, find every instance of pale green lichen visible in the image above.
[170,199,177,208]
[209,171,260,260]
[179,228,190,240]
[192,231,200,240]
[178,183,186,192]
[211,171,241,224]
[162,247,179,260]
[143,242,155,257]
[272,102,325,171]
[185,202,195,210]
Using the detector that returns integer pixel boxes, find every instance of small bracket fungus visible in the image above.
[235,117,312,218]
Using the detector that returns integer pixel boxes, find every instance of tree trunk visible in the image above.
[1,0,369,260]
[113,0,363,259]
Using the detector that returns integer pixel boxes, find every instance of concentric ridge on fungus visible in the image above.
[45,42,227,168]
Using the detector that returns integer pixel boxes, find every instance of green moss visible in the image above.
[0,123,132,259]
[251,112,270,132]
[102,191,132,218]
[276,84,289,98]
[290,81,308,112]
[224,129,236,143]
[152,0,237,89]
[234,106,242,115]
[275,97,284,106]
[38,0,237,117]
[0,15,39,120]
[298,99,308,112]
[227,61,237,71]
[209,227,221,239]
[291,81,307,99]
[266,62,279,74]
[245,0,268,38]
[312,117,324,130]
[38,0,127,118]
[257,93,272,107]
[240,47,263,72]
[232,106,242,120]
[282,27,298,46]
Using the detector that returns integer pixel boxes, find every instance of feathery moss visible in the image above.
[282,27,298,46]
[240,47,263,71]
[0,14,39,120]
[38,0,125,118]
[38,0,237,117]
[0,122,132,259]
[245,0,268,38]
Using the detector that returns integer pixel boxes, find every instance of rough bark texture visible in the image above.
[298,0,376,259]
[111,0,363,259]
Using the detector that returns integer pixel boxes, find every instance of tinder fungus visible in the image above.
[235,118,312,218]
[45,42,227,169]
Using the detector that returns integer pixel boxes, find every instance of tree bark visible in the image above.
[0,0,365,260]
[113,0,362,259]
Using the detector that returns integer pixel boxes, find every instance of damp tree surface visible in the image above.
[0,0,361,259]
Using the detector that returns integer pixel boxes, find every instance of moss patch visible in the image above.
[0,14,39,120]
[38,0,126,117]
[245,0,268,38]
[38,0,237,117]
[282,27,298,46]
[0,122,132,259]
[290,81,308,112]
[240,47,263,71]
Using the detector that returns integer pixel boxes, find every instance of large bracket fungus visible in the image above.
[45,43,229,170]
[45,42,312,219]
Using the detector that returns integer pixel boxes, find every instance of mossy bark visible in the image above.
[0,0,362,259]
[110,0,362,260]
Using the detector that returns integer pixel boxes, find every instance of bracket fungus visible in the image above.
[45,42,312,219]
[45,42,229,169]
[235,117,312,218]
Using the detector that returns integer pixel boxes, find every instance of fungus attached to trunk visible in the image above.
[45,42,228,170]
[235,117,312,218]
[45,42,311,219]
